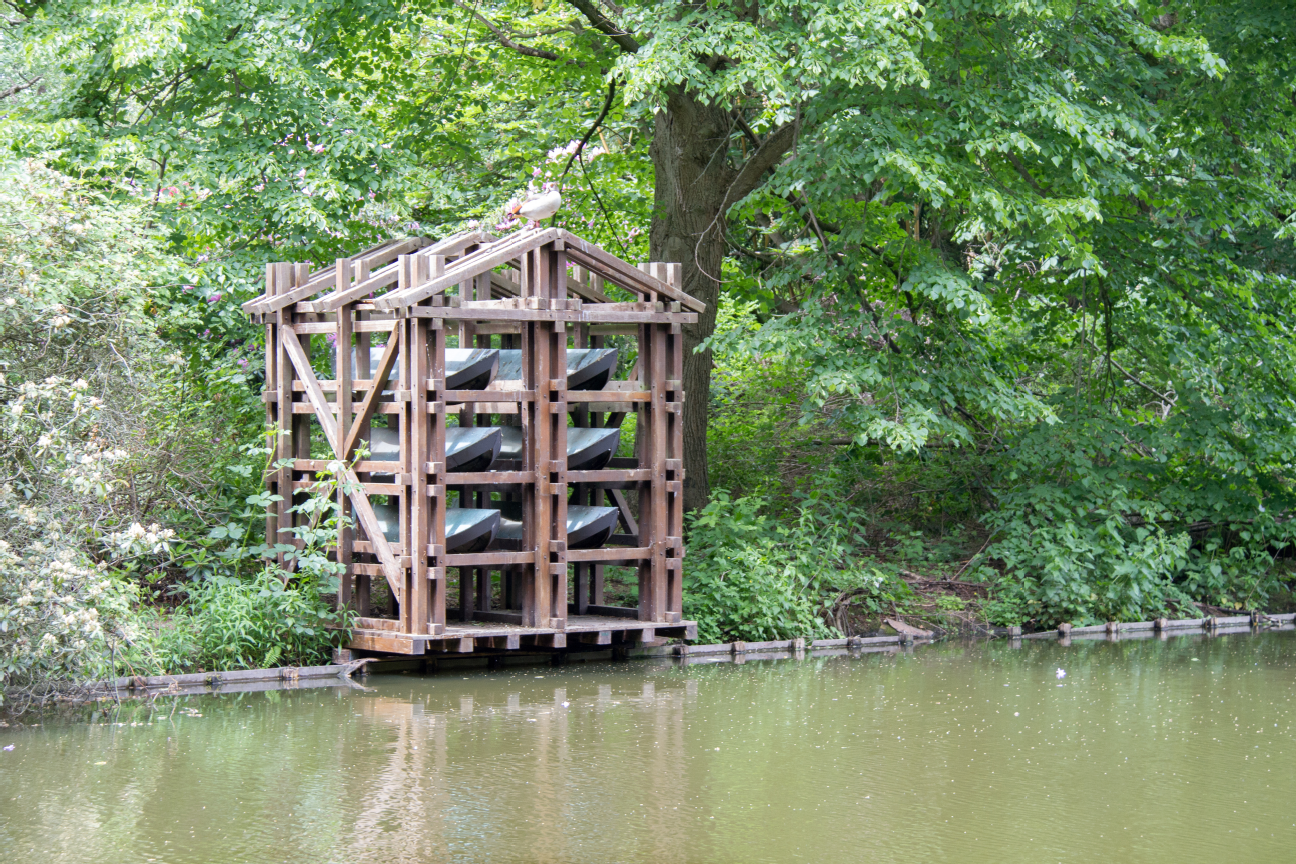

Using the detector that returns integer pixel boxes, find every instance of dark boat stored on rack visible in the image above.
[493,503,620,551]
[371,502,500,553]
[496,347,618,391]
[362,425,502,473]
[497,426,619,471]
[340,347,499,391]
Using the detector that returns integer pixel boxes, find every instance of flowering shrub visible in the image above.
[0,536,149,710]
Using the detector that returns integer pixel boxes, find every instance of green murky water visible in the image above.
[3,631,1295,862]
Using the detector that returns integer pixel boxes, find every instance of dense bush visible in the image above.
[0,157,350,707]
[685,492,868,643]
[165,570,350,671]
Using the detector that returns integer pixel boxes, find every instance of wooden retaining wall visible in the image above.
[86,612,1296,699]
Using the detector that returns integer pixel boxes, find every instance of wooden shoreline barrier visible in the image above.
[88,613,1296,698]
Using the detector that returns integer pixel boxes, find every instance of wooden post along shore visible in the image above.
[243,228,699,655]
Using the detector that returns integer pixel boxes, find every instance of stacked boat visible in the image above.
[342,346,622,553]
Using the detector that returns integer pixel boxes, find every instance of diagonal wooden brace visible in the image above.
[281,330,405,606]
[342,326,401,460]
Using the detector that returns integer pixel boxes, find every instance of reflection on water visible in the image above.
[2,632,1295,863]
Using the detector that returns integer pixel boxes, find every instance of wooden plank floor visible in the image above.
[348,614,696,656]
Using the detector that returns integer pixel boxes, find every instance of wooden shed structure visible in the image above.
[243,228,700,655]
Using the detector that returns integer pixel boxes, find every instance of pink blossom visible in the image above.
[207,293,222,303]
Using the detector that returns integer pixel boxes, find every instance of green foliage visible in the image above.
[0,537,147,710]
[684,492,858,643]
[168,569,350,672]
[5,0,1296,655]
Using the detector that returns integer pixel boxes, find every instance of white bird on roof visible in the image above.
[509,189,562,228]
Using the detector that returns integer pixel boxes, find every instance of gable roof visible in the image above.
[244,227,705,315]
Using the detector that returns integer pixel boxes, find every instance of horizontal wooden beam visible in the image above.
[443,551,536,566]
[584,604,641,619]
[567,547,652,562]
[408,307,696,324]
[566,469,650,483]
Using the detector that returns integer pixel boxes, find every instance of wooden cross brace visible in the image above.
[280,325,405,605]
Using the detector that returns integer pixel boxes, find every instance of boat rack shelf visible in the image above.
[245,228,700,654]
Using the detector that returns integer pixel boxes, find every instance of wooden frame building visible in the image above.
[243,228,700,655]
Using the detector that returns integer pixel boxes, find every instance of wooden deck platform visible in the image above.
[348,614,696,655]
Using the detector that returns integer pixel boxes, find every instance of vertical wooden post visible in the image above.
[665,263,685,623]
[521,247,546,627]
[409,254,432,637]
[352,259,372,615]
[589,327,606,609]
[263,264,280,557]
[473,270,493,615]
[633,263,670,623]
[274,262,297,567]
[335,258,354,611]
[548,241,568,629]
[427,255,447,636]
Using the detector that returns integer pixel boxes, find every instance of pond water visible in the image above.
[3,631,1295,863]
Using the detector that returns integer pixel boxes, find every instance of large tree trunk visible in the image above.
[648,91,735,514]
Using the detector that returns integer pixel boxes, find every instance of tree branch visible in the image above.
[717,119,800,215]
[0,75,40,101]
[565,0,640,53]
[1005,152,1046,196]
[453,0,559,60]
[559,79,616,181]
[577,150,632,258]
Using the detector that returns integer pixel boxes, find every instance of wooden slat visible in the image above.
[444,551,537,566]
[610,488,639,536]
[355,616,401,632]
[374,229,559,310]
[560,231,705,312]
[442,470,534,485]
[243,268,335,314]
[348,631,423,655]
[317,261,402,311]
[566,469,650,484]
[584,604,640,619]
[566,390,650,402]
[567,546,652,562]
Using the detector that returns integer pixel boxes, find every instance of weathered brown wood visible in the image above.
[567,547,652,562]
[561,232,705,312]
[349,630,424,655]
[376,229,560,310]
[341,325,401,459]
[566,469,651,483]
[410,261,432,636]
[426,258,448,636]
[336,258,355,611]
[444,551,536,566]
[258,230,701,655]
[277,321,404,603]
[610,488,639,536]
[585,604,640,619]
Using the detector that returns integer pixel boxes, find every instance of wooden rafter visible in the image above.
[374,229,560,310]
